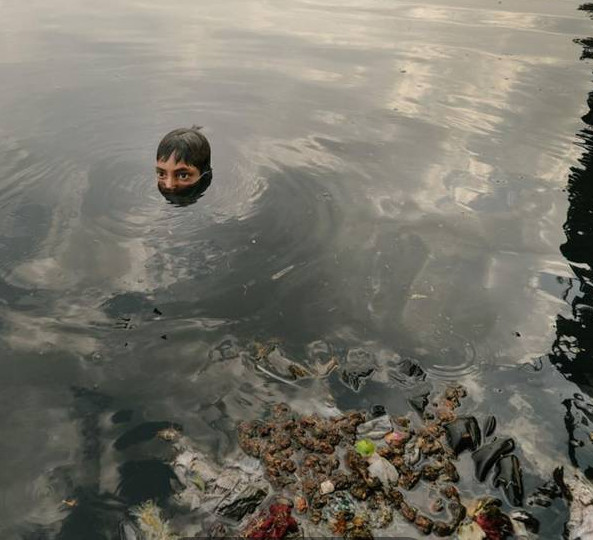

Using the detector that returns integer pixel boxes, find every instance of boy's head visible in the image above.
[155,126,211,197]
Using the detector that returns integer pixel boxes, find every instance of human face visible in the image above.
[156,155,201,194]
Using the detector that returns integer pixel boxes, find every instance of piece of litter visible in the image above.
[320,480,335,495]
[271,265,295,281]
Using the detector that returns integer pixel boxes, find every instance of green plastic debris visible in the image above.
[191,473,206,491]
[355,439,375,457]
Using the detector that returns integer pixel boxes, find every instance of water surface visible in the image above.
[1,0,592,537]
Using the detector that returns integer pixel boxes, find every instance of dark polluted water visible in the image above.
[1,0,593,538]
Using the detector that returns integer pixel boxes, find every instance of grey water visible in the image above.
[1,0,593,537]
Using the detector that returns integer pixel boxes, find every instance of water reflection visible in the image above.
[548,4,593,475]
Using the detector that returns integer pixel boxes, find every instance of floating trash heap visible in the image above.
[121,383,550,539]
[234,385,526,539]
[237,389,468,537]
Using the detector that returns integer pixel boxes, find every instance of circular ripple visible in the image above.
[423,333,482,381]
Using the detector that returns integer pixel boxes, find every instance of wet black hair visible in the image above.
[156,125,211,173]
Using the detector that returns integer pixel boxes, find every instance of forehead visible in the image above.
[155,155,198,169]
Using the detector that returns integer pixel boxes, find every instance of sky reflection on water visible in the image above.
[0,0,592,537]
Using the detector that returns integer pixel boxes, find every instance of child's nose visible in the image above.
[164,173,176,189]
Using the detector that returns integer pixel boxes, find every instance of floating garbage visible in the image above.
[241,500,299,540]
[127,501,177,540]
[493,455,524,507]
[356,415,393,441]
[369,404,386,418]
[457,521,487,540]
[409,390,430,414]
[526,467,564,508]
[354,439,375,457]
[115,422,183,450]
[456,496,537,540]
[560,468,593,540]
[388,357,426,387]
[110,383,570,539]
[320,480,335,495]
[341,367,375,392]
[156,427,182,442]
[217,484,268,521]
[483,415,497,438]
[468,498,514,540]
[367,454,399,487]
[509,509,539,537]
[384,430,407,446]
[473,438,515,483]
[171,443,268,520]
[444,416,481,455]
[236,386,472,537]
[340,348,376,392]
[249,341,337,385]
[522,466,593,539]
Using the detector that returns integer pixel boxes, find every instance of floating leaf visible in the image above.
[355,439,375,457]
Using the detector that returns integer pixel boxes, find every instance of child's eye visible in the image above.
[177,172,190,180]
[156,171,166,178]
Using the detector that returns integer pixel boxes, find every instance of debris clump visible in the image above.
[241,501,299,539]
[113,382,544,539]
[237,385,471,537]
[128,501,178,540]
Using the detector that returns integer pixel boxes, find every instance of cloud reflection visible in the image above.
[0,0,591,532]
